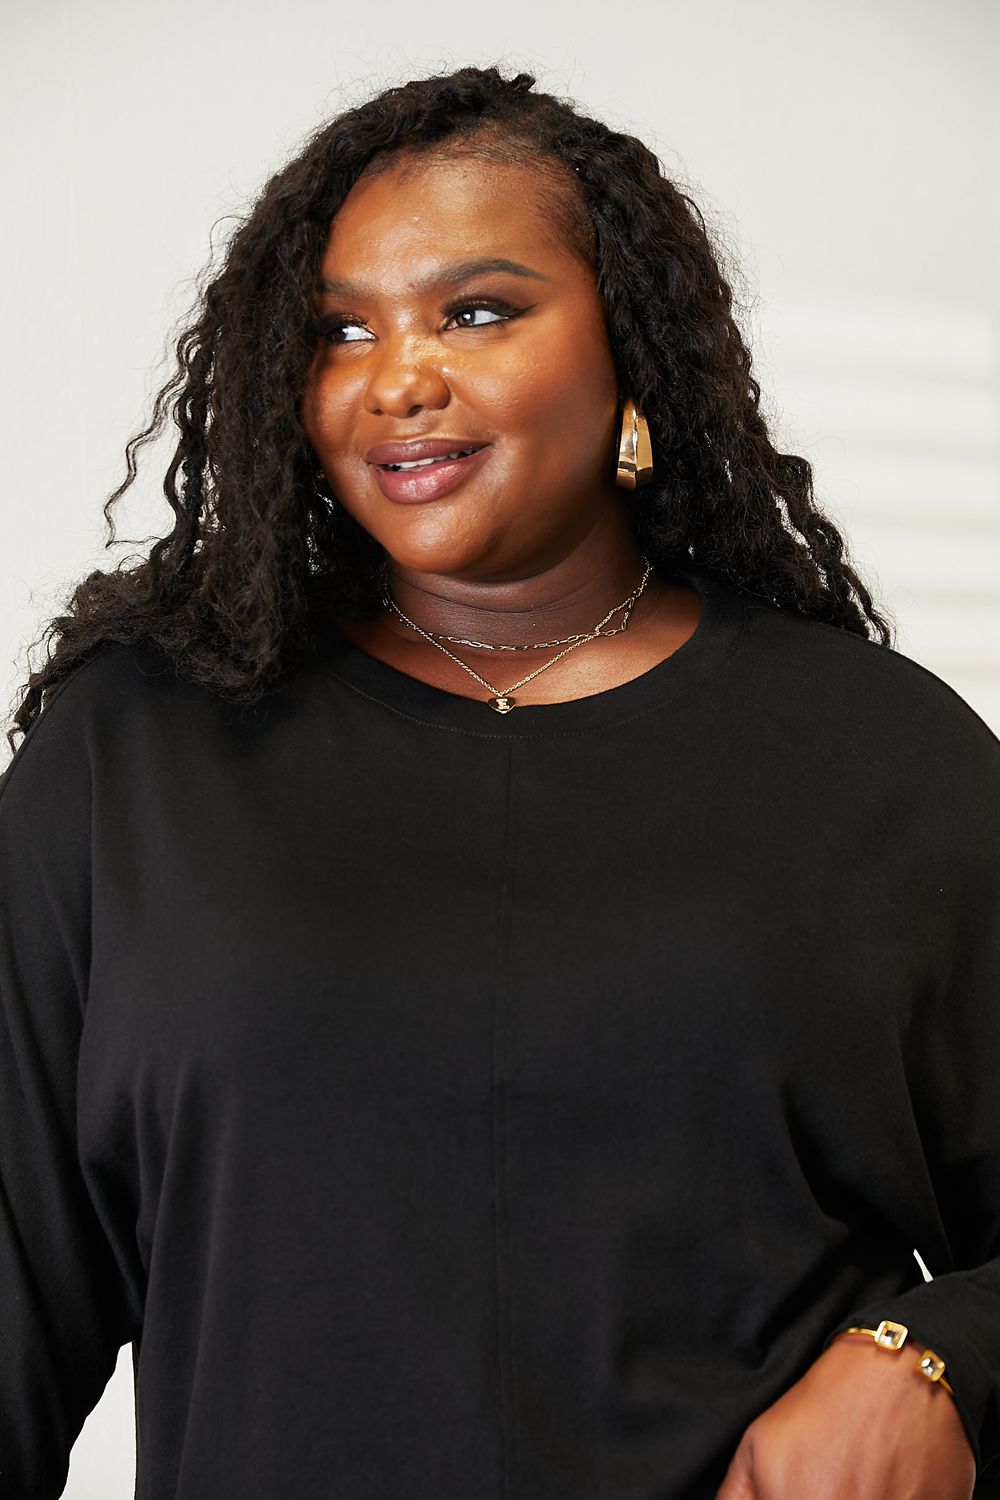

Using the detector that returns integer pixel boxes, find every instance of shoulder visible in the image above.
[4,639,183,770]
[702,584,1000,872]
[0,628,341,831]
[0,637,265,831]
[730,588,999,767]
[0,643,158,837]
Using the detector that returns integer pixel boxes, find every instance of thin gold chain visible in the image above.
[420,577,648,651]
[381,559,654,701]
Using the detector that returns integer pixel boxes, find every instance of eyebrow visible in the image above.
[317,257,552,299]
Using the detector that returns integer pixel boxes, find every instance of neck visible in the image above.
[380,520,655,652]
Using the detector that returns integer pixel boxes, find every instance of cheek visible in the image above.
[461,339,616,450]
[519,311,618,433]
[471,363,545,435]
[301,366,358,461]
[494,360,618,482]
[299,363,326,448]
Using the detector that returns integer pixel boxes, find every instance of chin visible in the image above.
[371,524,492,575]
[387,550,487,583]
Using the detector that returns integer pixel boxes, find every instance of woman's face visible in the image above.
[300,151,625,583]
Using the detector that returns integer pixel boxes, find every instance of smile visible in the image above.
[372,444,491,505]
[380,448,481,472]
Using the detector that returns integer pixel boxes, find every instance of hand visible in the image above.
[715,1332,977,1499]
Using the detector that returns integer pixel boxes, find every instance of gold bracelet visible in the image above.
[833,1320,955,1396]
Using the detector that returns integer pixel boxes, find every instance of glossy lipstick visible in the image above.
[366,439,490,505]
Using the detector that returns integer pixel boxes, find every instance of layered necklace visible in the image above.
[381,559,655,713]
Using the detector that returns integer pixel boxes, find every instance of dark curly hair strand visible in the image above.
[6,63,893,755]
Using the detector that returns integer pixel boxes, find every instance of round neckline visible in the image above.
[311,562,747,736]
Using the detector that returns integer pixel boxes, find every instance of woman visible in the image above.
[1,64,996,1500]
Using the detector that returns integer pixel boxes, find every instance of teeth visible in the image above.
[385,449,475,471]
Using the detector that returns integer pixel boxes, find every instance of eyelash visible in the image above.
[311,297,523,345]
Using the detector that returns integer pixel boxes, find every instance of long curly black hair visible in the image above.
[6,63,892,754]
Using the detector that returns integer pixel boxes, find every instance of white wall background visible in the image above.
[1,0,997,1493]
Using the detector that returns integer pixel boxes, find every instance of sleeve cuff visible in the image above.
[822,1270,1000,1478]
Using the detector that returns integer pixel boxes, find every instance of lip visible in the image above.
[371,444,491,505]
[365,438,489,465]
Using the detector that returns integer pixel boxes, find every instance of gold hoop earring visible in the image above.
[615,397,653,489]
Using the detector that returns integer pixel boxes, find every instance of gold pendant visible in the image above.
[489,695,516,713]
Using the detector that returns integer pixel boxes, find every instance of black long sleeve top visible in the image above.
[1,562,999,1499]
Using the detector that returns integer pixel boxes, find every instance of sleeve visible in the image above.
[0,669,142,1498]
[821,703,1000,1483]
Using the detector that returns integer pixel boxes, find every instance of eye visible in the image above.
[309,296,523,347]
[335,324,374,343]
[443,297,521,330]
[311,315,374,345]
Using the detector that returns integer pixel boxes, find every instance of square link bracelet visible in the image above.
[834,1320,955,1395]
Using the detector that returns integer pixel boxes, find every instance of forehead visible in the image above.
[319,153,575,278]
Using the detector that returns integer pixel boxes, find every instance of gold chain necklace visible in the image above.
[381,559,654,713]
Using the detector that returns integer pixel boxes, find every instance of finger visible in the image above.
[715,1438,757,1500]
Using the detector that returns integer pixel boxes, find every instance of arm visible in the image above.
[719,698,1000,1499]
[715,1329,976,1500]
[816,795,1000,1484]
[0,669,142,1497]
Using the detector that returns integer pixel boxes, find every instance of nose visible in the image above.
[362,334,451,419]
